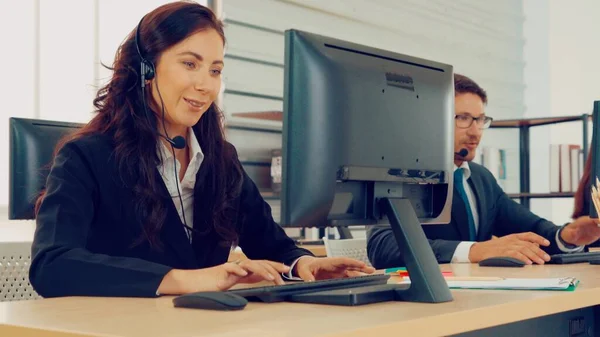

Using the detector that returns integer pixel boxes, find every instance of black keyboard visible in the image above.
[548,251,600,264]
[227,274,390,303]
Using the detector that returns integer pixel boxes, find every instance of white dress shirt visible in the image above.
[156,129,204,241]
[155,129,303,290]
[451,161,583,263]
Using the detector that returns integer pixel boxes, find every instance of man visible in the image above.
[367,74,600,268]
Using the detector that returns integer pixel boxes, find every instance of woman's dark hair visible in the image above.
[35,1,243,249]
[573,149,592,219]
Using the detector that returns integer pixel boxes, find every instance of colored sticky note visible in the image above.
[384,267,454,277]
[384,267,407,274]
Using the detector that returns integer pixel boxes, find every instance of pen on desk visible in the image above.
[444,276,504,281]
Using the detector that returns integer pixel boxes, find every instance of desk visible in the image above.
[0,221,35,242]
[1,263,600,337]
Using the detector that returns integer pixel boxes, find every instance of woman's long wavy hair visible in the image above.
[573,149,592,219]
[35,1,243,249]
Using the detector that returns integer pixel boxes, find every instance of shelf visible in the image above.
[263,192,574,200]
[230,112,591,128]
[231,111,282,122]
[236,111,590,211]
[491,115,590,128]
[507,192,575,199]
[260,191,280,200]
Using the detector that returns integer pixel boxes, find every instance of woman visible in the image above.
[30,1,373,298]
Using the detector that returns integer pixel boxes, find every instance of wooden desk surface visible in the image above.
[2,263,600,337]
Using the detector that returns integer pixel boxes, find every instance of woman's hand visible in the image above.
[157,259,291,295]
[214,259,290,290]
[293,256,375,281]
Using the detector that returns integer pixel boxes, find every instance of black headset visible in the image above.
[134,16,193,241]
[135,16,186,149]
[135,17,156,87]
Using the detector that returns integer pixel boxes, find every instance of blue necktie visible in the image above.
[454,168,476,241]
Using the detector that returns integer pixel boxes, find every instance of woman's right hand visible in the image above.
[214,259,290,290]
[158,259,291,295]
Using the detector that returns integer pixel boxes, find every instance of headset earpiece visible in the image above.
[141,59,155,81]
[135,16,155,86]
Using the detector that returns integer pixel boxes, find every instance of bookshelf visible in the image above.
[490,114,591,209]
[233,111,594,210]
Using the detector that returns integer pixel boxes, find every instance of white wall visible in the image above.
[548,0,600,224]
[38,0,96,122]
[223,0,527,120]
[223,0,526,192]
[523,0,600,224]
[0,0,36,218]
[522,0,552,220]
[548,0,600,122]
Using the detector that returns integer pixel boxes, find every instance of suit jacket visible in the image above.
[367,162,564,269]
[30,133,311,298]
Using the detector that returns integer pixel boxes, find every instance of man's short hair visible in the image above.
[454,73,487,105]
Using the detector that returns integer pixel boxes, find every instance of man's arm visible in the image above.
[366,224,461,269]
[491,180,565,255]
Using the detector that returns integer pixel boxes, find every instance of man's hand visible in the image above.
[468,232,551,265]
[560,216,600,246]
[293,256,375,281]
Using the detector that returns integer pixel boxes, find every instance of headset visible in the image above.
[135,16,156,87]
[135,16,186,149]
[135,16,193,241]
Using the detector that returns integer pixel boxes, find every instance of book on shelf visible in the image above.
[549,143,582,193]
[479,147,516,191]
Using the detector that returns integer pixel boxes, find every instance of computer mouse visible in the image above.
[172,291,248,311]
[478,256,526,268]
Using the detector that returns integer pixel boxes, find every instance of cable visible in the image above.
[154,74,193,242]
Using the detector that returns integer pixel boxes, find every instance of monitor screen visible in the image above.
[9,118,83,219]
[280,30,454,229]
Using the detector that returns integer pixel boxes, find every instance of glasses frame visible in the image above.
[454,114,494,129]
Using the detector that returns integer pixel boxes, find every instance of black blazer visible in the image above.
[367,162,565,269]
[30,133,311,298]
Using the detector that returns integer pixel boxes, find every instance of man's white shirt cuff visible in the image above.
[451,241,476,263]
[555,229,584,253]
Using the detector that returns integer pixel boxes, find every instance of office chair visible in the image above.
[0,241,41,302]
[323,237,372,267]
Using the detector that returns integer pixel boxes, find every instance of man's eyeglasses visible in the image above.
[455,115,493,129]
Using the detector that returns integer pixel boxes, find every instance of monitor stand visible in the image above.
[336,226,353,239]
[286,198,453,307]
[379,197,453,303]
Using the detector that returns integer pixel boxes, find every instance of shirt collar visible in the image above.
[454,161,471,180]
[157,128,204,165]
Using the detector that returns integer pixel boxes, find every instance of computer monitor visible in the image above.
[9,117,83,220]
[281,30,454,303]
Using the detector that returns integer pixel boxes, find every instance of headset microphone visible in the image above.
[455,148,469,157]
[160,134,186,150]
